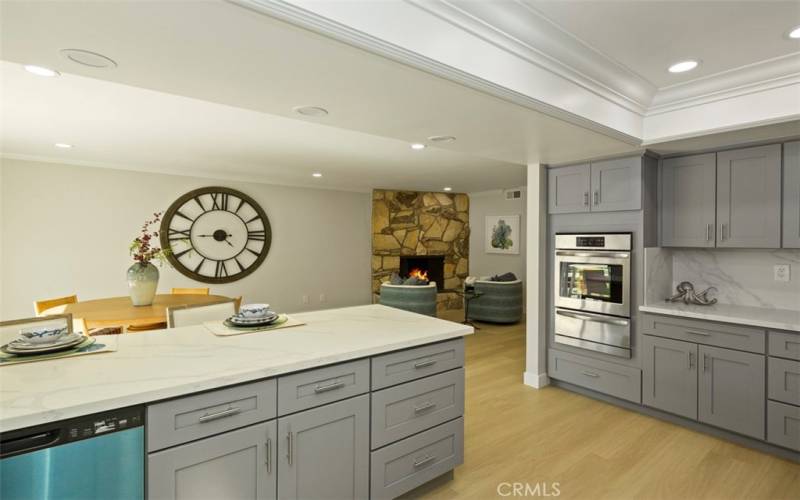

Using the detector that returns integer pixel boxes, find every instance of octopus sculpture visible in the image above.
[666,281,718,306]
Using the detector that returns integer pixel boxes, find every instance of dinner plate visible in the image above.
[9,333,84,351]
[2,335,91,355]
[229,313,278,325]
[224,315,280,328]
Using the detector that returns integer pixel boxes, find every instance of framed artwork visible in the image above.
[485,215,520,254]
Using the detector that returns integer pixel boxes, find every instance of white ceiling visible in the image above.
[525,0,800,89]
[0,0,646,193]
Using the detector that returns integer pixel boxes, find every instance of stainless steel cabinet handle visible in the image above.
[556,309,630,326]
[685,330,711,337]
[413,455,436,468]
[413,359,436,369]
[286,431,293,466]
[198,406,241,423]
[593,190,599,205]
[706,224,712,241]
[265,437,272,473]
[720,224,727,241]
[688,352,695,369]
[583,192,589,206]
[702,354,709,372]
[314,380,345,393]
[414,401,437,413]
[582,371,600,378]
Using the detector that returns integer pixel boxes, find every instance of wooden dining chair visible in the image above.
[34,295,78,315]
[171,287,210,295]
[166,300,237,328]
[234,296,242,313]
[126,322,167,333]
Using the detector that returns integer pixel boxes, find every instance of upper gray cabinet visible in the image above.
[783,141,800,248]
[548,163,590,214]
[717,144,782,248]
[661,153,717,248]
[591,156,642,212]
[548,157,642,214]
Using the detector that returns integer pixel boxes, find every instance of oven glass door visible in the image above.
[555,251,630,317]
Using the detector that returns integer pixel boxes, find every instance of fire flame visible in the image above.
[408,268,428,280]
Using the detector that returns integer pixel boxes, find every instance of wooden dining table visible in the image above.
[42,294,233,329]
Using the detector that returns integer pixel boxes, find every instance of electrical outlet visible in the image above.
[774,264,791,282]
[302,295,310,305]
[319,293,327,303]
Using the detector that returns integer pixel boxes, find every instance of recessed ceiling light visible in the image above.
[54,143,73,149]
[428,135,456,143]
[293,106,329,117]
[788,25,800,39]
[60,49,118,69]
[312,172,323,178]
[668,60,699,73]
[410,143,426,150]
[443,187,453,192]
[24,65,59,77]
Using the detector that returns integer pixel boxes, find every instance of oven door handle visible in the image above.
[555,251,630,259]
[556,310,630,326]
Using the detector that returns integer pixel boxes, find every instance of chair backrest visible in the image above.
[233,296,242,313]
[167,301,236,328]
[171,287,210,295]
[34,295,78,315]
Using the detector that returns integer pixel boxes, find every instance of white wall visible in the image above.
[468,189,526,282]
[0,159,372,320]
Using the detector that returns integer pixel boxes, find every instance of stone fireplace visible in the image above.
[371,190,469,312]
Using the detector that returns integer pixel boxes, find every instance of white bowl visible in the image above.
[238,303,271,318]
[18,326,69,345]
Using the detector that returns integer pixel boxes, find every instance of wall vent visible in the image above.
[504,188,524,200]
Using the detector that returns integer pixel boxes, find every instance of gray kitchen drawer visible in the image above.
[548,349,641,403]
[769,331,800,361]
[371,339,464,390]
[641,313,765,354]
[370,418,464,500]
[371,368,464,449]
[147,379,277,452]
[277,358,369,416]
[769,357,800,406]
[767,400,800,452]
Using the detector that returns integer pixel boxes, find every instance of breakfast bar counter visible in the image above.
[0,304,473,432]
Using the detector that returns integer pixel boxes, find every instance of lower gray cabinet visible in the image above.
[699,345,765,439]
[767,400,800,452]
[277,394,369,500]
[642,335,697,420]
[148,420,277,500]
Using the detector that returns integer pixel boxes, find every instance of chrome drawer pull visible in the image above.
[413,455,436,468]
[198,406,241,423]
[265,438,272,473]
[286,431,293,466]
[314,380,345,393]
[413,359,437,369]
[685,330,711,336]
[414,401,437,413]
[582,371,600,378]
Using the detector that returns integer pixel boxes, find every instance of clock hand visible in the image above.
[224,238,234,247]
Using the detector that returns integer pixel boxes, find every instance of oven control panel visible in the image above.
[555,233,631,251]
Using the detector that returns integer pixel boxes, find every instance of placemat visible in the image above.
[205,315,306,337]
[0,336,118,366]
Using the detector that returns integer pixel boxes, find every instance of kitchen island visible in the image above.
[1,304,473,499]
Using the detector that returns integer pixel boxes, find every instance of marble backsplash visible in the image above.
[644,248,800,310]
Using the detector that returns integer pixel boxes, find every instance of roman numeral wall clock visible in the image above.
[160,187,272,283]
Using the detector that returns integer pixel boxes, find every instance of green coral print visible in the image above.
[491,219,513,249]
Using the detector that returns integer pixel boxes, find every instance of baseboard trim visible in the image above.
[523,371,550,389]
[551,379,800,463]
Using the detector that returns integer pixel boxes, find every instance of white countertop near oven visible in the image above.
[639,302,800,333]
[0,305,473,433]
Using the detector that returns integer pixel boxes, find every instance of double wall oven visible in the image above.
[554,233,632,358]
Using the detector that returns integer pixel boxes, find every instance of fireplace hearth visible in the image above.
[400,255,445,291]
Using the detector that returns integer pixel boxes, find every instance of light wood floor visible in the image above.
[406,315,800,500]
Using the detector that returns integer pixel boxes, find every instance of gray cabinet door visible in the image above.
[661,153,717,247]
[590,156,642,212]
[148,421,277,500]
[717,144,782,248]
[642,335,698,420]
[548,164,590,214]
[784,141,800,248]
[699,345,765,439]
[277,395,369,500]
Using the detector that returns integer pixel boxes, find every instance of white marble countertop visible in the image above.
[0,305,473,432]
[639,302,800,332]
